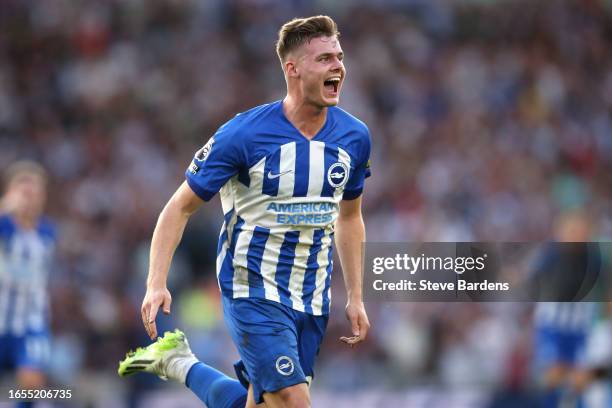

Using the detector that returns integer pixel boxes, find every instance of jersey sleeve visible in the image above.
[185,118,247,201]
[343,128,372,200]
[38,217,58,244]
[0,215,13,240]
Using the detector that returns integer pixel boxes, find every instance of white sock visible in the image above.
[167,355,199,384]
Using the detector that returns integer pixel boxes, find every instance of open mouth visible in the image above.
[323,77,340,94]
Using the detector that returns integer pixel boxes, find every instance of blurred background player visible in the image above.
[532,211,599,408]
[0,161,55,408]
[575,302,612,408]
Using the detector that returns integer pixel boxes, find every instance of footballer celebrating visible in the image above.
[119,15,372,408]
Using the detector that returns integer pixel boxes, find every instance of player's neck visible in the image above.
[12,210,39,230]
[282,96,327,139]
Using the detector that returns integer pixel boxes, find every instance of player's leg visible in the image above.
[534,327,577,408]
[14,334,49,408]
[119,330,248,408]
[185,363,248,407]
[222,297,311,408]
[261,383,310,408]
[16,367,45,389]
[251,306,327,408]
[14,368,45,408]
[556,331,588,407]
[246,384,268,408]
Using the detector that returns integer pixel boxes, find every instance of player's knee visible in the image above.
[17,369,46,389]
[544,364,570,388]
[275,384,310,408]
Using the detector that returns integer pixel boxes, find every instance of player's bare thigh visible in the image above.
[262,383,310,408]
[246,383,310,408]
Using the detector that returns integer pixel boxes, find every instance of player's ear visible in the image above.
[285,59,299,78]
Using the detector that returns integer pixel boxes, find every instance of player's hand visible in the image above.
[340,300,370,348]
[141,286,172,340]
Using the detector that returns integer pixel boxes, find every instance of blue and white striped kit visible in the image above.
[0,215,55,336]
[186,101,371,316]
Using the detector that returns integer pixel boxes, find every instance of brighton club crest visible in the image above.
[327,162,349,188]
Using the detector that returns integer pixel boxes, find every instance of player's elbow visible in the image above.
[157,198,194,230]
[160,198,187,220]
[337,209,363,225]
[336,212,364,230]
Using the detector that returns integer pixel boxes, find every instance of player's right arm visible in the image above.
[142,116,245,339]
[142,181,203,340]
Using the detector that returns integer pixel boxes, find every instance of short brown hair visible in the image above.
[276,15,339,62]
[4,160,48,187]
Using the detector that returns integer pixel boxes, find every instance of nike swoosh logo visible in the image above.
[267,170,293,179]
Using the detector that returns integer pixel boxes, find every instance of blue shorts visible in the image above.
[0,332,50,373]
[533,327,586,372]
[222,296,328,404]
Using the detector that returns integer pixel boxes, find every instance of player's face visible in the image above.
[296,35,345,107]
[5,174,46,217]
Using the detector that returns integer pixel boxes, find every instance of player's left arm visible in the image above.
[336,195,370,347]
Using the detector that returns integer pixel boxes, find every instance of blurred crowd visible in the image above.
[1,0,611,406]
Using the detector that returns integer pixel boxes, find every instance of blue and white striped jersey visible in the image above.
[0,214,56,336]
[185,101,371,315]
[534,302,596,334]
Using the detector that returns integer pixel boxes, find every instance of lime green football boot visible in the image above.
[118,329,199,383]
